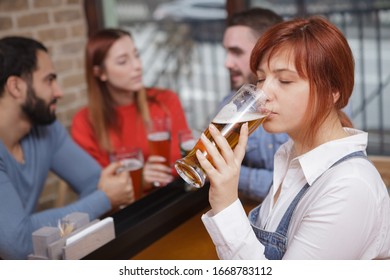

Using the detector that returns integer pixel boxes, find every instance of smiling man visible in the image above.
[0,36,134,259]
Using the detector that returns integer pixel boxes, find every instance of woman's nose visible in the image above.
[260,80,274,101]
[133,57,143,69]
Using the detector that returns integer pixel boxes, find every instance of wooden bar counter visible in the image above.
[131,205,218,260]
[131,197,258,260]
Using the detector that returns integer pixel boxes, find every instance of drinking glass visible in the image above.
[147,116,171,168]
[174,83,272,188]
[178,129,200,158]
[147,116,171,187]
[178,129,201,191]
[111,147,144,200]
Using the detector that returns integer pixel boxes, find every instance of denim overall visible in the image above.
[248,151,367,260]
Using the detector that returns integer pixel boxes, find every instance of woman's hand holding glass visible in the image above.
[143,155,174,189]
[145,116,174,188]
[174,84,272,188]
[196,122,249,215]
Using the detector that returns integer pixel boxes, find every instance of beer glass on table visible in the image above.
[174,84,272,188]
[111,147,144,200]
[147,116,171,187]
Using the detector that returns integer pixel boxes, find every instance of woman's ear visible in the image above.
[332,91,340,104]
[93,65,107,81]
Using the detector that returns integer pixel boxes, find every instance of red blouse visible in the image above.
[71,88,190,171]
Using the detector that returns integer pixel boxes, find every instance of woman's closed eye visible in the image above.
[116,56,128,65]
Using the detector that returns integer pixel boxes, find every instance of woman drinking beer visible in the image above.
[197,16,390,259]
[71,28,190,197]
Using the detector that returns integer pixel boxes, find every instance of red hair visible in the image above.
[250,16,354,147]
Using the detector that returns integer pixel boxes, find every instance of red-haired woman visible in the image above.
[198,16,390,259]
[71,29,190,199]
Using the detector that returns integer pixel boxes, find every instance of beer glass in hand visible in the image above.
[111,147,144,200]
[174,84,271,188]
[147,116,171,168]
[178,129,200,157]
[178,129,201,191]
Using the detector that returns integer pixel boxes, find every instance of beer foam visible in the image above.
[115,158,143,173]
[181,139,196,151]
[121,158,143,171]
[148,131,170,141]
[214,103,237,122]
[213,108,264,124]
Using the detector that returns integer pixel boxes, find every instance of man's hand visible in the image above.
[98,162,134,208]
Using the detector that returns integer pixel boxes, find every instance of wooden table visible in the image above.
[131,205,218,260]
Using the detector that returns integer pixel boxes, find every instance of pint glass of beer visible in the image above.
[178,129,201,192]
[174,84,271,188]
[178,129,200,157]
[111,147,144,200]
[147,116,171,168]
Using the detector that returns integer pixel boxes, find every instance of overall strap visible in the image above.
[274,150,367,236]
[330,151,366,168]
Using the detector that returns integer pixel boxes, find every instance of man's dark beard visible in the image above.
[21,85,57,125]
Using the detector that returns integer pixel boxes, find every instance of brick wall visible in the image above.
[0,0,88,127]
[0,0,89,208]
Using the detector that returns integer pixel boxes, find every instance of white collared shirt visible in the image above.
[202,128,390,259]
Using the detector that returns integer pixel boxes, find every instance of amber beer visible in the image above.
[175,113,267,188]
[148,131,171,167]
[120,158,144,200]
[180,139,197,157]
[178,129,199,157]
[174,83,270,188]
[111,147,144,200]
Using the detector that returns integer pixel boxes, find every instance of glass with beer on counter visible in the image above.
[175,84,272,188]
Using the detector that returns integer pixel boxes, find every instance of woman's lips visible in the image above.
[131,76,142,83]
[265,111,277,119]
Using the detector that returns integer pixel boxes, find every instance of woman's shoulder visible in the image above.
[71,107,93,132]
[322,156,385,198]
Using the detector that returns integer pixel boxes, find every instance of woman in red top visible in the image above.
[71,28,190,199]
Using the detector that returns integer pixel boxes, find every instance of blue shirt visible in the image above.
[0,121,111,259]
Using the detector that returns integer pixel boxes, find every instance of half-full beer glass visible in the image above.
[174,84,271,188]
[111,147,144,200]
[147,116,171,168]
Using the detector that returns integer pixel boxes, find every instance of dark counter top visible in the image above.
[83,179,209,259]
